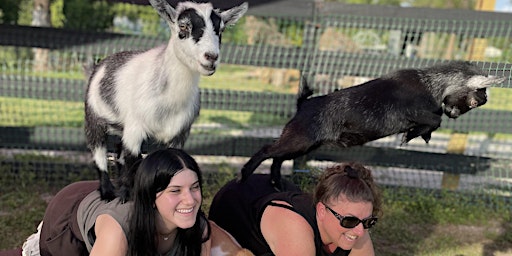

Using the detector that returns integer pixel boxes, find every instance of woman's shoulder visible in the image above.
[262,197,312,229]
[260,201,316,254]
[79,192,133,234]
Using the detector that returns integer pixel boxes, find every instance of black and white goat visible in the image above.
[240,61,505,189]
[85,0,248,201]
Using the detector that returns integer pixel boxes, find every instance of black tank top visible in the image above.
[208,174,350,256]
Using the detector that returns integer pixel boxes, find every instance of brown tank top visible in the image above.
[76,190,132,252]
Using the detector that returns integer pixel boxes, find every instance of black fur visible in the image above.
[240,61,505,189]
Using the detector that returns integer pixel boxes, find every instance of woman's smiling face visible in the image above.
[155,168,202,230]
[319,197,373,251]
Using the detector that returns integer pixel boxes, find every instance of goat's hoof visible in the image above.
[117,186,131,203]
[100,189,116,202]
[421,134,432,143]
[99,180,117,202]
[400,136,411,146]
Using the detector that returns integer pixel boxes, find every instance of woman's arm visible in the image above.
[90,214,128,256]
[349,230,374,256]
[260,204,316,256]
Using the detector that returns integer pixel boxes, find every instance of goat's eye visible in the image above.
[178,23,190,39]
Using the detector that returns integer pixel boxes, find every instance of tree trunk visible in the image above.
[32,0,52,72]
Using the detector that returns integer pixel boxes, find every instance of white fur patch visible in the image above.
[210,221,255,256]
[88,66,118,122]
[22,221,43,256]
[93,147,108,171]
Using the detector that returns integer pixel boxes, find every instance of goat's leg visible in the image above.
[169,127,191,149]
[240,145,272,182]
[85,110,116,201]
[95,166,116,201]
[91,145,116,201]
[116,125,145,202]
[117,151,142,203]
[269,158,285,191]
[402,125,435,145]
[114,141,124,175]
[402,111,442,144]
[241,130,316,182]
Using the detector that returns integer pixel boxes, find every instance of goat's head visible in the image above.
[149,0,248,75]
[441,62,505,118]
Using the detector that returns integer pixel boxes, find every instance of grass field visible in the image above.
[0,158,511,255]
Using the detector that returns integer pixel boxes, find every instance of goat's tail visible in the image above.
[297,75,313,108]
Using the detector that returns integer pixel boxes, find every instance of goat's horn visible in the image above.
[468,75,506,89]
[149,0,177,23]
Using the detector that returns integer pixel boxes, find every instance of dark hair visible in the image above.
[127,148,210,256]
[314,162,382,218]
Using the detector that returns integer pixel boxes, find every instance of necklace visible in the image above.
[159,231,174,241]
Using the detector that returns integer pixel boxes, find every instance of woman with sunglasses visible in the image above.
[208,162,382,256]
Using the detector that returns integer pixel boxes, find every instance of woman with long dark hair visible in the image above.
[126,148,209,256]
[20,148,212,256]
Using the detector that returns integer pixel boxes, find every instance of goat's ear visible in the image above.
[220,2,248,27]
[467,75,506,89]
[149,0,178,24]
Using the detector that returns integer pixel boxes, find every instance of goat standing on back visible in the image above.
[240,61,505,190]
[84,0,248,201]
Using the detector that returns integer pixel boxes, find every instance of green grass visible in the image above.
[1,159,511,255]
[0,98,287,130]
[486,87,512,111]
[0,97,84,127]
[372,187,512,255]
[201,65,298,93]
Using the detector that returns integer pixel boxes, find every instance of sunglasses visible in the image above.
[324,204,377,229]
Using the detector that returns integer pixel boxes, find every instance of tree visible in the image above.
[0,0,21,24]
[62,0,113,30]
[33,0,51,27]
[32,0,52,72]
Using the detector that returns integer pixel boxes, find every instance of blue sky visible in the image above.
[495,0,512,12]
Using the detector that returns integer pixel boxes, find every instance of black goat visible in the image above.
[240,61,505,189]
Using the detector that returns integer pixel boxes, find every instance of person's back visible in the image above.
[209,163,382,256]
[209,174,303,254]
